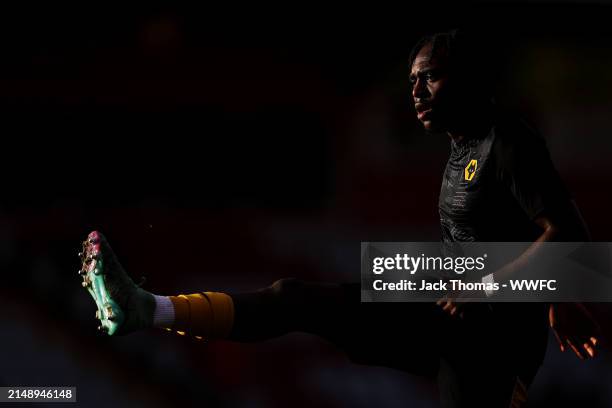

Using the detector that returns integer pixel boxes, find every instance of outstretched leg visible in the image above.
[228,278,357,342]
[79,231,155,335]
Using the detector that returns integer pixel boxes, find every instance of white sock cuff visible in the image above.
[153,295,175,328]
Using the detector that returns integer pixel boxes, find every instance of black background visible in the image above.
[2,2,612,407]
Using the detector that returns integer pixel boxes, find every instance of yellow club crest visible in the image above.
[464,159,478,181]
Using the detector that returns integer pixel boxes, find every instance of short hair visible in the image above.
[409,30,498,99]
[408,31,454,70]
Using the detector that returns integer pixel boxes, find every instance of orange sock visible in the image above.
[168,292,234,339]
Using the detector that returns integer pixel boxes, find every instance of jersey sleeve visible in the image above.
[493,124,572,220]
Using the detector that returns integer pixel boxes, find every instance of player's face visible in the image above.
[410,43,453,131]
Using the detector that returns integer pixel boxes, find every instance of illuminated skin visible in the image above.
[409,42,454,133]
[410,41,600,359]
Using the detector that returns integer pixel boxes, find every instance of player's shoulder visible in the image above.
[489,110,548,162]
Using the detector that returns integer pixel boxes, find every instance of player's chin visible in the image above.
[420,119,442,132]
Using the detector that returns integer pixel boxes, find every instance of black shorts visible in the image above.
[231,280,549,407]
[332,285,549,407]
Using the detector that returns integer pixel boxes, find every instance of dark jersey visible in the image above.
[230,115,556,406]
[439,113,572,244]
[436,113,555,382]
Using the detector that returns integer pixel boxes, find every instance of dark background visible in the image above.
[2,2,612,407]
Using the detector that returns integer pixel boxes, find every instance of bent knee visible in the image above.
[270,278,304,298]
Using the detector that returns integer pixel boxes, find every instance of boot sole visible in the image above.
[79,231,125,335]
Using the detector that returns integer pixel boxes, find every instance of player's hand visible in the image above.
[549,302,602,360]
[436,289,481,318]
[436,294,462,317]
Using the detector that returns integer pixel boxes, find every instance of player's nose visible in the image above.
[412,78,429,100]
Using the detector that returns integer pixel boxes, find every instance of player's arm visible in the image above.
[437,210,581,317]
[534,206,602,359]
[438,203,600,358]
